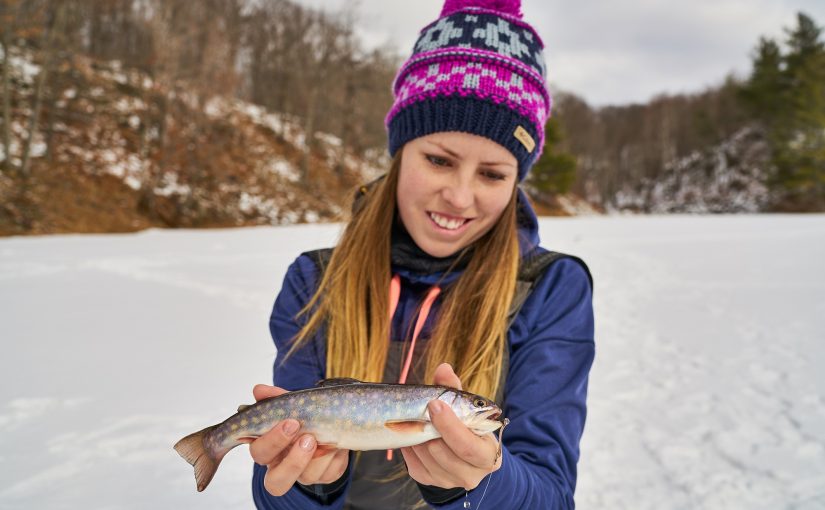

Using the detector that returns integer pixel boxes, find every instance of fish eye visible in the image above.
[473,398,486,408]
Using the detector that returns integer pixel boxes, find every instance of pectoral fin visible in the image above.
[384,420,427,434]
[313,443,339,458]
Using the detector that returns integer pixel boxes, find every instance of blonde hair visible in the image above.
[290,150,520,399]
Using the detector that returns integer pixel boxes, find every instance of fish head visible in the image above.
[437,388,503,435]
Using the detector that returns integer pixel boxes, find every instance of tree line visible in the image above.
[0,0,399,179]
[529,12,824,211]
[2,1,823,214]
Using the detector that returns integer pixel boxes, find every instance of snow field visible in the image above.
[0,215,823,509]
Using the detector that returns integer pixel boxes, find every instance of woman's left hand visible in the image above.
[400,363,503,490]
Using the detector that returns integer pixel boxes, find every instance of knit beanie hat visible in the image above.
[385,0,551,181]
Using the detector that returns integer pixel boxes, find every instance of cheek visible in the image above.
[479,187,513,220]
[396,162,425,226]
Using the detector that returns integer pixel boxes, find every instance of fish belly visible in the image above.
[310,422,440,451]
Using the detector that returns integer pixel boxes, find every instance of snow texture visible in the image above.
[612,126,772,214]
[0,216,823,509]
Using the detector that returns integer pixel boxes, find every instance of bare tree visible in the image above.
[20,1,68,177]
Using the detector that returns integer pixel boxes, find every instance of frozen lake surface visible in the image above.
[1,215,824,509]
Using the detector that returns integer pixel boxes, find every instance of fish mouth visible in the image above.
[469,407,504,432]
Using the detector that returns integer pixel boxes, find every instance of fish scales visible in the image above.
[175,380,503,492]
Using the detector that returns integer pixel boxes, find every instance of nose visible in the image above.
[440,172,474,210]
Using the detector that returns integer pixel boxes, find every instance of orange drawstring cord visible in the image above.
[386,275,441,461]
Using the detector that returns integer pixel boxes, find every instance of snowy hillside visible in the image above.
[1,44,601,237]
[1,216,823,508]
[613,126,773,213]
[0,46,388,236]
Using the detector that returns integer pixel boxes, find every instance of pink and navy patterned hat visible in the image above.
[385,0,551,181]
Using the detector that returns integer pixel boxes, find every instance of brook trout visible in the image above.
[174,378,504,491]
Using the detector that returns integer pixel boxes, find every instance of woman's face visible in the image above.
[397,132,517,259]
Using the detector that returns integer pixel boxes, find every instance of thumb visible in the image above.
[253,384,289,402]
[433,363,462,390]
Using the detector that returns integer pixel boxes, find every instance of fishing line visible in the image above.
[464,418,509,510]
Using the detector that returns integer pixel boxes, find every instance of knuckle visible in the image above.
[249,442,270,464]
[461,475,479,489]
[406,465,428,484]
[285,441,313,468]
[457,443,476,460]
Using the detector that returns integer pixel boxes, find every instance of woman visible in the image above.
[250,1,595,508]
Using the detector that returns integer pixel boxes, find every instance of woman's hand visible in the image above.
[248,384,350,496]
[400,364,503,490]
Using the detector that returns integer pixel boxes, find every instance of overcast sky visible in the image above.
[296,0,825,107]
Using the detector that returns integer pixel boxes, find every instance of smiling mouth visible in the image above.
[428,212,471,231]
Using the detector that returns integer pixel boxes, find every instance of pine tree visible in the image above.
[740,37,784,126]
[528,117,577,196]
[742,12,825,209]
[776,13,825,207]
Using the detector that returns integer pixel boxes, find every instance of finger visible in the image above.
[414,441,463,488]
[249,419,301,465]
[428,400,491,469]
[263,434,317,496]
[253,384,289,402]
[400,446,435,487]
[424,436,500,489]
[432,363,462,390]
[297,448,338,485]
[318,449,350,484]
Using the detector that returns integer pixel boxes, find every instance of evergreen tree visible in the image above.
[776,13,825,207]
[528,117,577,196]
[740,37,784,125]
[742,12,825,209]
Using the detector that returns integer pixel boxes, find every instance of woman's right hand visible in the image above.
[249,384,350,496]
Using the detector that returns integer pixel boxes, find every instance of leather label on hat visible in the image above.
[514,126,536,153]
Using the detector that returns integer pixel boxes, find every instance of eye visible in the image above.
[425,154,451,167]
[481,169,507,181]
[473,398,486,408]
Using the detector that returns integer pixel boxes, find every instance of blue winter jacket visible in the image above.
[252,190,595,509]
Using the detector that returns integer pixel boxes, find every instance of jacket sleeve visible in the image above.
[427,257,595,510]
[252,254,353,509]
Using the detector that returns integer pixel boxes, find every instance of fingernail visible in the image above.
[430,400,442,414]
[282,420,299,436]
[299,435,315,451]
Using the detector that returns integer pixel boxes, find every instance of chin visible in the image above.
[424,241,467,259]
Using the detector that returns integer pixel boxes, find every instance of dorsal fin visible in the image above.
[316,378,364,387]
[237,404,252,413]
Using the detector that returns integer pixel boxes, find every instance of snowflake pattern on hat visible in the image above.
[385,0,551,180]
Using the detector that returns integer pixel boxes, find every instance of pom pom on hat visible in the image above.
[440,0,523,18]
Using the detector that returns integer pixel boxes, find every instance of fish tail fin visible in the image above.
[174,425,223,492]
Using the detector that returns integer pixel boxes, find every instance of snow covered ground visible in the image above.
[1,215,823,509]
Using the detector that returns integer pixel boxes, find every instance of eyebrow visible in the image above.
[426,141,515,168]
